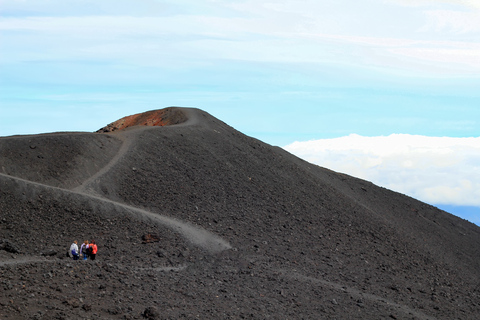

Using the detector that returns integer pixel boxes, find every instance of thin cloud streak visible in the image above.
[1,1,480,74]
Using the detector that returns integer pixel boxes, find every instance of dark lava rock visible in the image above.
[0,239,21,254]
[64,298,80,308]
[41,249,58,256]
[143,306,160,320]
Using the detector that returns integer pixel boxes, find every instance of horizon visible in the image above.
[1,0,479,225]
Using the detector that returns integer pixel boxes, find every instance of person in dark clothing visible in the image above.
[80,240,89,260]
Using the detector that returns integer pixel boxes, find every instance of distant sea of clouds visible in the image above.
[284,134,480,226]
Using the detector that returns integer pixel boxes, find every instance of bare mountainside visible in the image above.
[1,107,479,319]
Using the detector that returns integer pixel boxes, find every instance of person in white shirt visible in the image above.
[70,241,79,260]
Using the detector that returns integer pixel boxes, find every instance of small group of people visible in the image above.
[69,240,97,261]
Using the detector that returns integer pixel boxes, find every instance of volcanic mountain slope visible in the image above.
[1,107,479,320]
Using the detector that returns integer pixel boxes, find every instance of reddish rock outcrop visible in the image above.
[96,108,187,133]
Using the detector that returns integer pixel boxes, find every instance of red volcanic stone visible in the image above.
[142,234,161,244]
[96,108,187,133]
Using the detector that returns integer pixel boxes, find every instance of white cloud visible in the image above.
[283,134,480,207]
[422,9,480,33]
[389,47,480,71]
[1,0,480,75]
[391,0,480,10]
[390,0,480,33]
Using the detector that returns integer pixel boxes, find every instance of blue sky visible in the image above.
[1,0,479,225]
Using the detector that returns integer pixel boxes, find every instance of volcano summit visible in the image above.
[1,107,479,319]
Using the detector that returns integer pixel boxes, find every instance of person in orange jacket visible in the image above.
[89,240,98,260]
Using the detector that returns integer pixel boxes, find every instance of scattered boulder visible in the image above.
[142,234,160,244]
[156,249,167,257]
[41,249,58,256]
[64,298,80,308]
[143,306,160,320]
[0,239,21,254]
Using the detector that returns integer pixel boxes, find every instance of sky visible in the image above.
[1,0,479,225]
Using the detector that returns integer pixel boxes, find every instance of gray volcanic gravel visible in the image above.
[1,107,480,319]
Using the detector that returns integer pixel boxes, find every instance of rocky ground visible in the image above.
[1,107,479,319]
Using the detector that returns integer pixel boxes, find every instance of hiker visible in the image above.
[88,240,98,261]
[70,241,79,260]
[80,240,89,260]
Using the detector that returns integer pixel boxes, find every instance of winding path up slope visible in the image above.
[1,171,231,254]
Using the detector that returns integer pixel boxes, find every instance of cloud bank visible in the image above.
[284,134,480,207]
[1,0,480,75]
